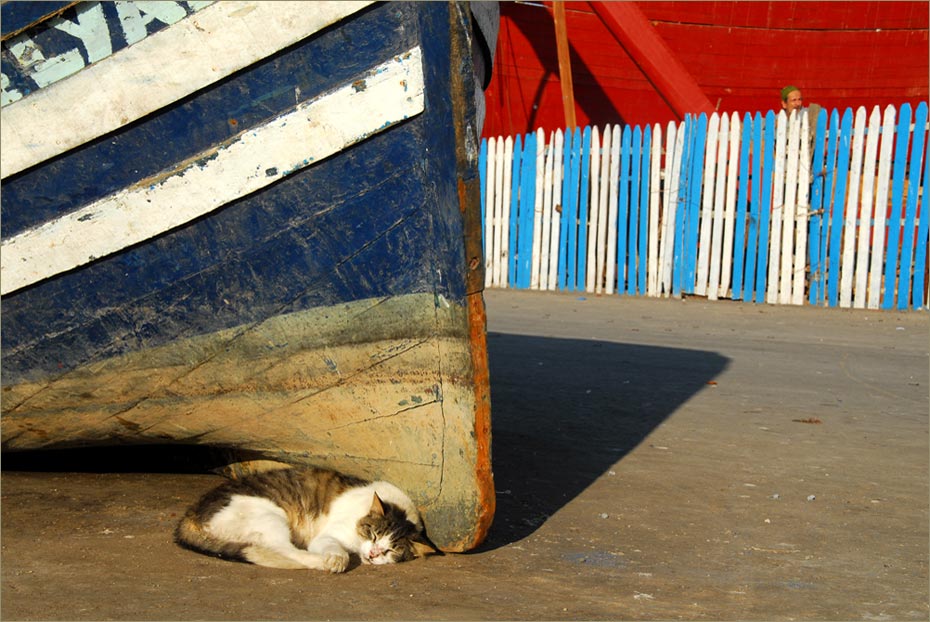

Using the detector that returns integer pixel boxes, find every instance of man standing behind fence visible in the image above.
[781,85,804,114]
[780,85,822,146]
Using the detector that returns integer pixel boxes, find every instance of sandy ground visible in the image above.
[2,289,928,621]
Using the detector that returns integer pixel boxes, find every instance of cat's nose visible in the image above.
[368,546,383,559]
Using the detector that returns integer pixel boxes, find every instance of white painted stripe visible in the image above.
[1,0,374,178]
[0,47,424,296]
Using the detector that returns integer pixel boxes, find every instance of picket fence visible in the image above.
[480,103,929,310]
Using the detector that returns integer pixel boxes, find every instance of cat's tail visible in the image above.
[175,514,250,563]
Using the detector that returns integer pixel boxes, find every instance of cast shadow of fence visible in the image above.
[478,332,728,550]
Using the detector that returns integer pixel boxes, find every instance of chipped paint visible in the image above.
[1,1,376,177]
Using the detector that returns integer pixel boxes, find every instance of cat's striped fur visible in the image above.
[175,466,436,572]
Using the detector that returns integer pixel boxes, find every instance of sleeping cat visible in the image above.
[175,466,437,572]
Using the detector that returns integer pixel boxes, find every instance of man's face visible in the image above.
[782,90,803,113]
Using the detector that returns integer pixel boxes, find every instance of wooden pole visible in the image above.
[552,1,577,129]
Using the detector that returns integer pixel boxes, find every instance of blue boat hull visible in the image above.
[1,1,493,551]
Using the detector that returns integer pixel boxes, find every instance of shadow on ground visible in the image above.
[478,332,728,550]
[1,333,729,555]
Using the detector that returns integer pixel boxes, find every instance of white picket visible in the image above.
[840,107,867,308]
[547,129,564,291]
[708,113,729,300]
[791,110,811,305]
[484,136,497,288]
[695,112,720,296]
[491,136,506,287]
[853,107,881,308]
[499,136,513,288]
[868,105,897,309]
[647,123,663,296]
[767,111,788,303]
[779,110,801,304]
[659,121,685,295]
[585,125,601,293]
[530,128,545,290]
[719,112,741,299]
[605,125,621,294]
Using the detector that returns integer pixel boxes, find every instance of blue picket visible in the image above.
[897,103,928,309]
[883,103,913,309]
[517,132,537,289]
[683,114,707,294]
[755,110,776,303]
[638,126,651,295]
[479,138,488,257]
[912,129,930,309]
[826,109,854,307]
[814,110,841,306]
[743,113,761,300]
[561,127,582,290]
[571,127,583,290]
[508,134,523,288]
[617,125,631,294]
[557,129,571,290]
[674,115,694,296]
[807,109,828,304]
[576,127,592,291]
[628,125,642,295]
[731,113,752,300]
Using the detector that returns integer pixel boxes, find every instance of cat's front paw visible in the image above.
[322,551,349,573]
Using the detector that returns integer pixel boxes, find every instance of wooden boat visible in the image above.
[485,0,929,136]
[1,1,494,551]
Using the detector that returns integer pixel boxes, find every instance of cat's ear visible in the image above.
[410,531,440,558]
[369,492,386,516]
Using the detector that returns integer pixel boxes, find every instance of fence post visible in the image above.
[824,108,852,306]
[732,113,752,300]
[882,103,912,309]
[674,115,692,296]
[867,106,897,308]
[853,107,882,308]
[638,124,652,295]
[508,134,523,289]
[647,123,663,296]
[576,127,592,292]
[839,107,867,308]
[898,101,928,309]
[606,124,622,295]
[627,125,642,295]
[808,109,828,305]
[913,126,930,309]
[744,112,761,300]
[517,131,537,289]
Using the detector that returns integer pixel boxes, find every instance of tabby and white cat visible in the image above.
[175,466,437,572]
